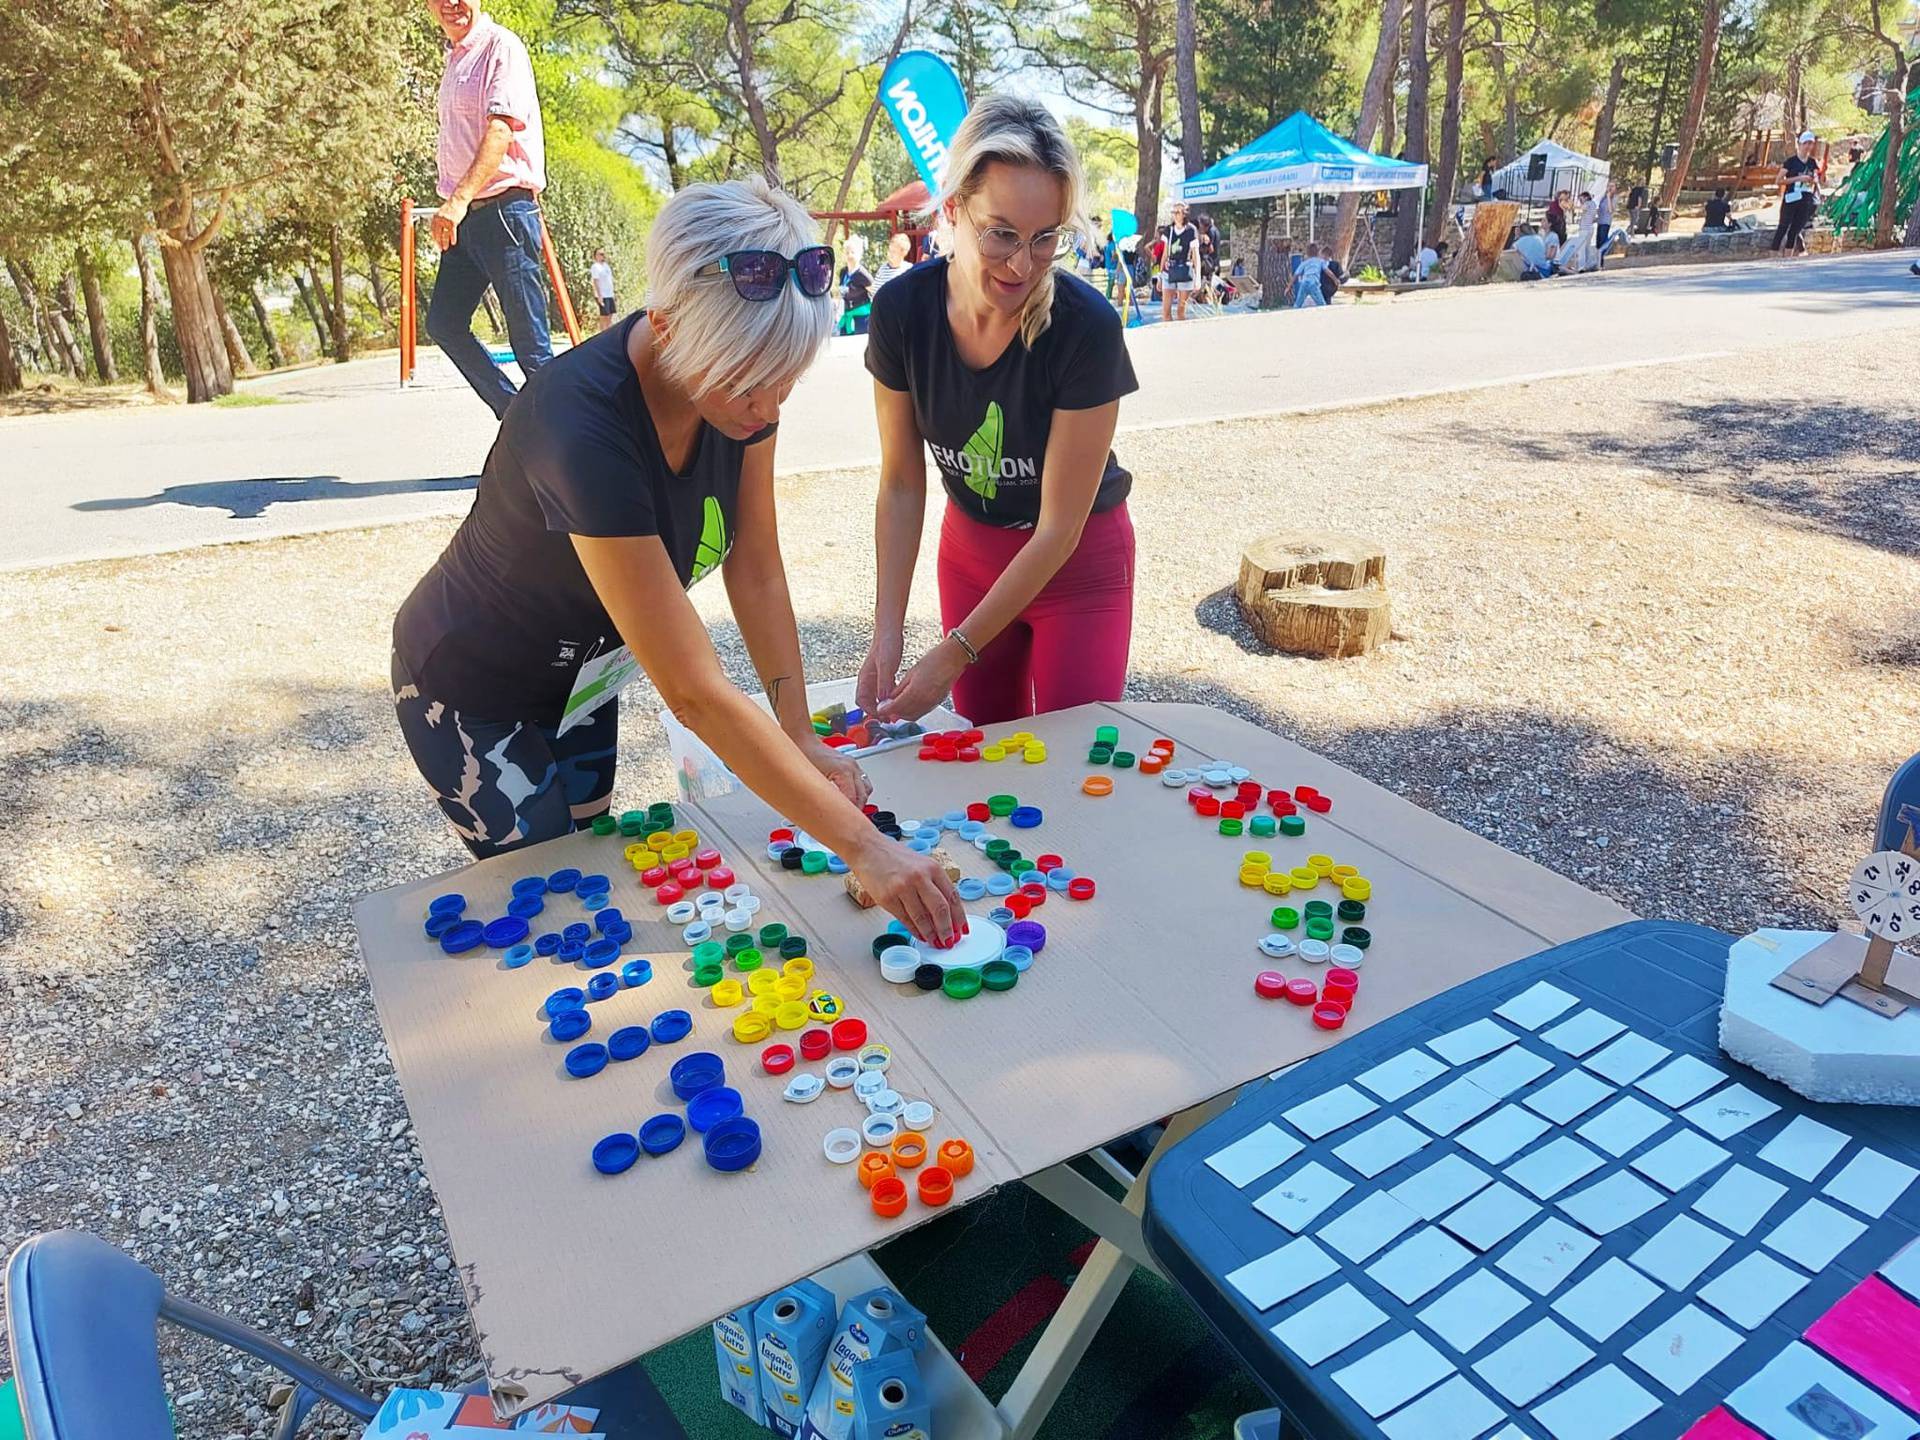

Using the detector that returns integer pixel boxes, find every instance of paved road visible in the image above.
[2,251,1914,569]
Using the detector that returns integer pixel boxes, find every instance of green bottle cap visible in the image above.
[1303,900,1333,920]
[1341,926,1372,950]
[981,960,1019,991]
[733,947,764,972]
[724,933,755,957]
[693,940,726,967]
[942,967,983,999]
[1337,899,1367,923]
[1088,746,1112,764]
[592,814,618,836]
[692,961,724,986]
[987,794,1018,817]
[759,923,788,947]
[1305,917,1336,941]
[985,837,1012,856]
[1009,858,1036,877]
[1279,815,1307,837]
[1219,817,1244,837]
[801,850,829,875]
[1271,906,1300,929]
[1094,725,1119,745]
[1249,815,1277,838]
[779,935,809,959]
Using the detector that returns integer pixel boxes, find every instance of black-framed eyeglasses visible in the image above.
[696,246,835,300]
[963,209,1077,264]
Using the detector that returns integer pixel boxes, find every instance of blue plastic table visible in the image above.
[1144,919,1920,1440]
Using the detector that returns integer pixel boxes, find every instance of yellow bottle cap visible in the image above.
[660,844,689,863]
[1264,873,1294,895]
[1342,878,1372,900]
[1307,854,1335,874]
[712,979,744,1007]
[1023,746,1046,762]
[1290,866,1319,887]
[774,974,808,1002]
[1243,851,1273,867]
[646,830,674,849]
[1239,868,1269,888]
[774,1001,808,1030]
[981,745,1006,761]
[732,1012,773,1043]
[752,994,779,1015]
[1331,864,1358,881]
[747,970,778,996]
[782,957,815,980]
[674,829,699,849]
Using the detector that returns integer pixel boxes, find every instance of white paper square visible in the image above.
[1356,1047,1450,1103]
[1762,1196,1867,1270]
[1523,1069,1616,1126]
[1369,1225,1478,1305]
[1205,1122,1306,1188]
[1884,1237,1920,1298]
[1630,1128,1732,1193]
[1332,1115,1432,1180]
[1331,1331,1454,1418]
[1494,979,1579,1030]
[1692,1164,1789,1236]
[1428,1017,1521,1066]
[1496,1215,1600,1296]
[1576,1095,1671,1158]
[1226,1236,1340,1311]
[1406,1076,1500,1137]
[1378,1375,1505,1440]
[1457,1105,1551,1165]
[1754,1114,1849,1183]
[1472,1317,1594,1405]
[1442,1182,1541,1251]
[1558,1171,1665,1236]
[1416,1266,1529,1353]
[1551,1256,1662,1342]
[1627,1213,1733,1289]
[1821,1147,1919,1219]
[1531,1365,1661,1440]
[1463,1045,1555,1100]
[1622,1302,1742,1394]
[1634,1053,1726,1109]
[1268,1283,1387,1366]
[1390,1153,1495,1221]
[1282,1083,1378,1140]
[1681,1082,1780,1140]
[1541,1009,1628,1057]
[1508,1136,1607,1199]
[1253,1160,1353,1233]
[1582,1032,1672,1086]
[1726,1341,1918,1440]
[1698,1249,1810,1329]
[1318,1190,1420,1263]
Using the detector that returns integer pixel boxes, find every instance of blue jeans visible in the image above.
[425,196,553,419]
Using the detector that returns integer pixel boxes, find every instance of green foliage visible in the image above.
[538,129,660,316]
[1066,117,1142,216]
[1200,0,1343,153]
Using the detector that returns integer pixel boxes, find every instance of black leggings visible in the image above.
[1772,198,1814,253]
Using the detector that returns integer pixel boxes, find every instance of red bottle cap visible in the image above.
[654,882,685,904]
[961,729,985,745]
[1237,781,1263,804]
[1035,854,1064,872]
[1324,979,1357,1006]
[1187,786,1212,807]
[1326,966,1360,990]
[640,865,669,886]
[799,1028,832,1060]
[1265,790,1289,807]
[1254,971,1288,999]
[1221,800,1246,820]
[1004,893,1033,919]
[1295,785,1320,801]
[696,847,725,868]
[1150,738,1176,755]
[1285,977,1318,1005]
[862,803,878,816]
[1305,794,1333,813]
[1269,798,1298,816]
[967,802,991,822]
[672,864,702,887]
[1313,1001,1348,1030]
[958,746,981,762]
[1067,877,1096,900]
[871,1175,909,1217]
[1196,796,1221,817]
[761,1043,795,1075]
[1018,883,1046,907]
[831,1017,868,1051]
[708,866,736,889]
[767,829,795,846]
[918,746,939,761]
[935,743,958,761]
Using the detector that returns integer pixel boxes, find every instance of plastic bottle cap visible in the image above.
[783,1073,824,1104]
[1068,877,1096,900]
[825,1056,861,1089]
[547,868,582,893]
[1255,971,1288,999]
[686,1086,744,1133]
[731,1012,773,1044]
[831,1018,869,1051]
[824,1127,862,1163]
[902,1100,937,1131]
[917,1166,955,1207]
[1285,977,1318,1005]
[871,1175,910,1218]
[592,1132,639,1174]
[762,1043,796,1075]
[587,973,620,1002]
[669,1051,725,1099]
[640,1114,686,1156]
[1313,1001,1348,1030]
[858,1151,896,1189]
[703,1116,761,1172]
[799,1028,832,1060]
[549,1008,591,1042]
[503,942,535,969]
[862,1112,900,1146]
[937,1138,975,1176]
[942,968,983,1000]
[565,1042,609,1078]
[650,1009,693,1043]
[608,1026,651,1061]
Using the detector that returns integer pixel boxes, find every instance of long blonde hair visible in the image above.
[932,93,1090,349]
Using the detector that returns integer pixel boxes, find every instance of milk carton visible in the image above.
[712,1305,766,1425]
[755,1279,837,1437]
[848,1350,932,1440]
[799,1287,926,1440]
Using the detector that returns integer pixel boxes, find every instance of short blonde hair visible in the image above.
[646,176,830,399]
[933,93,1090,349]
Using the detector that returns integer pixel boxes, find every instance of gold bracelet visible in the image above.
[946,627,980,665]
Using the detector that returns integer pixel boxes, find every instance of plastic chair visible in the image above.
[1880,750,1920,853]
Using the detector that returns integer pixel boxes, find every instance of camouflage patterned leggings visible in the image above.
[391,651,618,860]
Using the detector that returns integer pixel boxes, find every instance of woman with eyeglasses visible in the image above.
[856,94,1139,726]
[391,177,965,945]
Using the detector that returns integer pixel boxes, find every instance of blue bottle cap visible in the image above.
[987,906,1015,926]
[942,810,968,828]
[767,840,792,860]
[565,1042,609,1078]
[424,912,460,940]
[1001,944,1035,973]
[592,1132,639,1174]
[503,943,535,969]
[956,877,988,901]
[1046,868,1075,891]
[1010,805,1043,828]
[703,1116,762,1172]
[958,820,985,840]
[621,959,653,988]
[512,876,549,899]
[428,893,467,917]
[483,916,530,948]
[827,855,849,874]
[506,894,545,920]
[439,919,486,954]
[593,908,625,933]
[576,873,611,896]
[534,931,562,956]
[582,936,621,969]
[586,973,619,1002]
[846,706,864,724]
[686,1085,744,1133]
[669,1050,725,1099]
[986,873,1016,896]
[556,940,585,964]
[545,986,587,1017]
[639,1113,686,1155]
[582,892,609,912]
[549,1008,591,1042]
[915,825,942,842]
[907,838,934,854]
[601,921,633,946]
[886,919,912,937]
[650,1009,693,1044]
[608,1025,651,1060]
[547,867,582,893]
[562,922,591,944]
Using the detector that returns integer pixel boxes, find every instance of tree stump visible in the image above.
[1236,533,1391,658]
[1453,201,1521,286]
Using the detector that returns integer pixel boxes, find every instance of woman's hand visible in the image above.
[874,638,967,723]
[856,628,905,714]
[805,738,872,806]
[850,835,966,947]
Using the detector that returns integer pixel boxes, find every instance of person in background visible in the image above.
[589,248,616,332]
[1594,180,1618,266]
[1100,222,1120,299]
[857,94,1139,728]
[1318,249,1346,304]
[1477,159,1497,200]
[424,0,552,419]
[874,230,913,290]
[1409,238,1448,281]
[1197,213,1220,290]
[1512,222,1554,279]
[1626,182,1650,233]
[1545,190,1569,245]
[1703,188,1734,231]
[1159,201,1200,321]
[1772,131,1821,257]
[1292,243,1328,307]
[839,234,875,334]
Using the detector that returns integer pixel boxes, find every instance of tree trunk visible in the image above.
[130,234,169,397]
[210,283,257,376]
[53,271,90,376]
[1482,3,1518,161]
[1643,5,1683,184]
[1429,0,1467,243]
[1332,0,1410,266]
[728,0,783,181]
[1874,60,1907,248]
[8,258,73,377]
[365,245,392,321]
[1593,55,1627,160]
[1381,21,1401,159]
[823,0,915,247]
[292,270,330,353]
[1658,0,1723,208]
[75,247,118,382]
[1395,0,1432,266]
[157,232,235,402]
[1133,68,1167,234]
[0,302,20,394]
[328,225,352,362]
[249,282,287,369]
[1176,0,1204,175]
[481,289,505,336]
[1780,54,1801,154]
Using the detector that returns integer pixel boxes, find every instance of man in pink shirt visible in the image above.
[424,0,552,418]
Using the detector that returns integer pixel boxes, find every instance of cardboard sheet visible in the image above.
[353,700,1631,1412]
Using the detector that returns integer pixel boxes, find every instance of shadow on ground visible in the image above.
[70,474,481,520]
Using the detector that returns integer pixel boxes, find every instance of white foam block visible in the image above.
[1406,1076,1500,1137]
[1698,1250,1810,1329]
[1495,980,1579,1030]
[1205,1122,1305,1188]
[1283,1083,1378,1140]
[1472,1317,1594,1406]
[1269,1283,1387,1366]
[1726,1341,1918,1440]
[1558,1171,1665,1236]
[1226,1236,1340,1311]
[1463,1045,1555,1100]
[1507,1136,1607,1199]
[1583,1032,1672,1087]
[1429,1018,1520,1066]
[1551,1256,1662,1342]
[1622,1302,1742,1395]
[1524,1069,1616,1126]
[1628,1213,1733,1290]
[1318,1190,1420,1264]
[1681,1083,1780,1141]
[1692,1164,1789,1236]
[1884,1237,1920,1299]
[1355,1047,1450,1103]
[1541,1009,1628,1057]
[1531,1365,1661,1440]
[1390,1153,1495,1221]
[1369,1225,1478,1305]
[1822,1147,1919,1219]
[1442,1182,1541,1251]
[1495,1216,1599,1296]
[1457,1105,1551,1166]
[1634,1053,1727,1109]
[1331,1331,1454,1419]
[1753,1114,1849,1183]
[1378,1375,1505,1440]
[1332,1115,1432,1180]
[1416,1266,1529,1353]
[1576,1096,1671,1158]
[1253,1160,1352,1233]
[1630,1128,1732,1193]
[1762,1196,1867,1270]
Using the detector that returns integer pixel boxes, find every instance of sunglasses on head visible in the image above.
[696,247,835,301]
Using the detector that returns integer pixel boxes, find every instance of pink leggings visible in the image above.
[937,503,1136,725]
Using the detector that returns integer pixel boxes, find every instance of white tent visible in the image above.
[1490,139,1610,204]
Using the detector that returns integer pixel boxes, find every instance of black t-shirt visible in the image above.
[1162,222,1198,268]
[865,259,1138,529]
[1783,155,1819,203]
[393,312,765,722]
[1704,196,1731,227]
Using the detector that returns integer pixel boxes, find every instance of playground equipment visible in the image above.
[397,197,583,387]
[1827,92,1919,237]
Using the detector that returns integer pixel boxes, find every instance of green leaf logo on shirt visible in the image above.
[689,495,727,586]
[961,401,1004,503]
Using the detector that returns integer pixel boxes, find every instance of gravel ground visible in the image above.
[1,324,1916,1437]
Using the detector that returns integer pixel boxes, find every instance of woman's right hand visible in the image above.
[856,628,904,715]
[850,836,966,948]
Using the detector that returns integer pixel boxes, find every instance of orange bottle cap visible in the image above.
[937,1138,975,1177]
[871,1175,909,1217]
[917,1165,955,1207]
